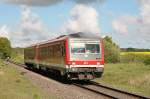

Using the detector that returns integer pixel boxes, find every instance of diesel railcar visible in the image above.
[24,32,104,80]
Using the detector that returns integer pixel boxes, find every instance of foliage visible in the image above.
[104,36,120,63]
[121,48,150,52]
[143,58,150,65]
[0,37,11,59]
[94,63,150,96]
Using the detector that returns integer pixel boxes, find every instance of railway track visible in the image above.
[8,60,150,99]
[73,81,150,99]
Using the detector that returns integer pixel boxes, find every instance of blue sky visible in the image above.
[0,0,149,48]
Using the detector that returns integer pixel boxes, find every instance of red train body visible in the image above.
[24,33,104,80]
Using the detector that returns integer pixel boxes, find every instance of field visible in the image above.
[0,60,57,99]
[94,63,150,96]
[120,52,150,64]
[95,52,150,96]
[121,52,150,55]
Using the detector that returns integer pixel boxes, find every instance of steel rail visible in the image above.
[73,83,117,99]
[90,81,150,99]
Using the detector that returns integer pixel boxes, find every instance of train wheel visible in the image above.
[61,74,71,84]
[25,63,32,69]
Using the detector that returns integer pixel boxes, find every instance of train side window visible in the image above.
[49,47,51,56]
[46,47,49,56]
[61,46,63,56]
[57,44,60,56]
[42,48,44,57]
[48,46,50,56]
[52,45,54,57]
[61,44,65,56]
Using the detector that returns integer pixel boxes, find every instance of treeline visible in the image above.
[0,37,11,59]
[121,48,150,52]
[12,47,24,55]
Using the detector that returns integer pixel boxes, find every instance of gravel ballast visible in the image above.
[8,62,110,99]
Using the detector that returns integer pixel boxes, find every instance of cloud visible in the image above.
[0,25,10,39]
[20,6,47,38]
[3,0,105,6]
[112,15,138,34]
[73,0,105,4]
[61,4,100,35]
[1,6,51,47]
[15,6,50,47]
[138,0,150,44]
[8,4,101,47]
[111,0,150,48]
[139,0,150,25]
[5,0,63,6]
[112,20,128,34]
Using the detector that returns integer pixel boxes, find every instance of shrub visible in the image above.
[104,36,120,63]
[144,58,150,65]
[0,37,11,59]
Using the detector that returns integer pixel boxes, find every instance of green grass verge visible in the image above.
[120,52,150,65]
[11,48,24,63]
[94,63,150,96]
[0,60,57,99]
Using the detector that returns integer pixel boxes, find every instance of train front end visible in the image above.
[66,37,104,80]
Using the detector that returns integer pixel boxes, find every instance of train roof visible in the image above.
[68,32,101,39]
[28,32,101,47]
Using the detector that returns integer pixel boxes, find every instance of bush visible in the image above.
[144,58,150,65]
[104,36,120,63]
[0,37,11,59]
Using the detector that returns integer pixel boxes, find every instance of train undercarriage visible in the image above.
[25,62,103,80]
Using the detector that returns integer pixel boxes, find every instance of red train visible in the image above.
[24,32,104,80]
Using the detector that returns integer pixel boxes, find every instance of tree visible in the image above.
[104,36,120,63]
[0,37,11,59]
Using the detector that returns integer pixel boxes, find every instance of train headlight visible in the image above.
[97,62,100,65]
[72,62,76,65]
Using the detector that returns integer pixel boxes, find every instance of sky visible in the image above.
[0,0,149,48]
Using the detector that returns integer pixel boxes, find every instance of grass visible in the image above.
[120,52,150,64]
[0,60,57,99]
[11,48,24,63]
[11,52,24,63]
[94,63,150,96]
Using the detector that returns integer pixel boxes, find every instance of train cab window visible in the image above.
[86,44,100,54]
[71,43,100,54]
[71,43,85,54]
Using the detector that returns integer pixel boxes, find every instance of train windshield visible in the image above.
[70,39,101,60]
[71,43,100,54]
[86,44,100,54]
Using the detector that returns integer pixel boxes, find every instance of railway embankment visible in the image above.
[0,60,56,99]
[94,63,150,97]
[5,60,112,99]
[6,60,150,99]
